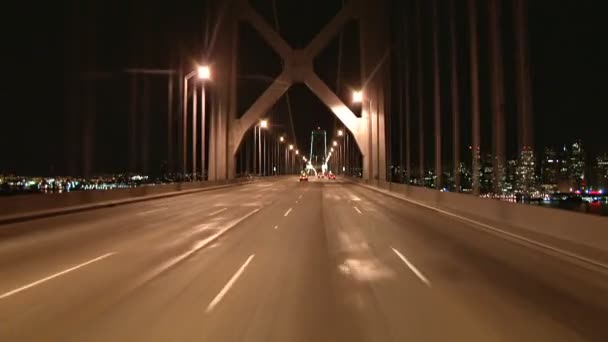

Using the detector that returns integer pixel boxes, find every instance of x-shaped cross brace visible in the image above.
[231,0,365,156]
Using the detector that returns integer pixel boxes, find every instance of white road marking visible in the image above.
[137,207,168,216]
[154,208,260,274]
[208,207,228,217]
[392,247,431,287]
[284,208,293,217]
[364,185,608,273]
[0,252,117,300]
[354,206,362,214]
[206,254,255,313]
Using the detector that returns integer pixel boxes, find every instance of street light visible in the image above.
[255,119,269,177]
[337,129,344,136]
[295,150,299,155]
[280,136,284,142]
[183,64,212,181]
[289,144,294,150]
[198,65,211,80]
[331,147,334,152]
[333,140,338,147]
[352,90,363,103]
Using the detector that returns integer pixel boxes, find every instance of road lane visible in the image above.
[1,177,607,341]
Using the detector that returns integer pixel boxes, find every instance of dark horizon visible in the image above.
[1,0,606,177]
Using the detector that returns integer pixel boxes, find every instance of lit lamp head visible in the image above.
[279,136,284,142]
[198,65,211,80]
[289,144,294,150]
[260,119,268,128]
[337,129,344,136]
[333,141,338,147]
[330,147,334,152]
[295,150,299,155]
[352,90,363,103]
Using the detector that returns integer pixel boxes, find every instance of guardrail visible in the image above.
[0,177,260,224]
[349,177,608,271]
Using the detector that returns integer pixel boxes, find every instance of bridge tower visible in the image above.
[206,0,389,183]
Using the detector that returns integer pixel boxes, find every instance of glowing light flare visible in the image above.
[198,65,211,80]
[260,119,268,128]
[352,90,363,103]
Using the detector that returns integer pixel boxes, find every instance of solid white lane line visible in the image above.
[364,185,608,273]
[354,206,362,214]
[206,254,255,313]
[284,208,293,217]
[392,247,431,287]
[208,207,228,217]
[0,252,117,300]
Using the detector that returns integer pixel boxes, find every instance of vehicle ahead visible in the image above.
[328,172,336,180]
[299,171,308,182]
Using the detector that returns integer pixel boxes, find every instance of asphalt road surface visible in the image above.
[1,177,607,341]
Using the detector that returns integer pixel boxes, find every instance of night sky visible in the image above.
[1,0,606,176]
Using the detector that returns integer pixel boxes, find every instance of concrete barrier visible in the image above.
[0,178,258,224]
[350,178,608,268]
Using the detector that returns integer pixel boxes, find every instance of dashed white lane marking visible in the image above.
[0,252,117,300]
[153,208,260,275]
[354,206,362,214]
[284,208,293,217]
[137,207,168,216]
[392,247,431,287]
[206,254,255,313]
[208,207,228,217]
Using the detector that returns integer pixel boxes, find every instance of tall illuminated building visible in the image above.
[568,139,586,190]
[516,146,537,194]
[594,153,608,189]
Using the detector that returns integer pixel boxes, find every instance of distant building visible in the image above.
[593,153,608,190]
[568,140,586,190]
[505,159,518,193]
[516,147,537,194]
[540,146,565,193]
[480,153,494,194]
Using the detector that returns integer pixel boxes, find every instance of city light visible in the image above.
[280,136,284,142]
[260,119,268,128]
[289,144,294,150]
[330,147,334,152]
[333,141,338,146]
[352,90,363,103]
[198,65,211,80]
[337,129,344,136]
[295,150,299,155]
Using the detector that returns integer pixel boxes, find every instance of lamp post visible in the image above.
[254,119,268,177]
[337,129,345,175]
[278,136,284,175]
[289,144,294,174]
[182,65,211,181]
